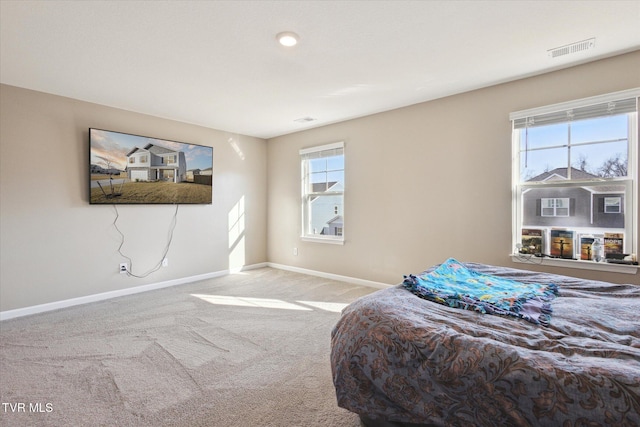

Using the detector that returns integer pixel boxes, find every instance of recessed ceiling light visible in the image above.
[277,31,299,47]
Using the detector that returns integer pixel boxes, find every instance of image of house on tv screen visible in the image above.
[89,129,213,204]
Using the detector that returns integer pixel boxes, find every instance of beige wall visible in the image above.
[0,84,267,312]
[267,51,640,285]
[2,53,638,314]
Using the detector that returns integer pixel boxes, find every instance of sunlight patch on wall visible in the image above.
[228,137,245,160]
[228,196,245,248]
[228,195,246,271]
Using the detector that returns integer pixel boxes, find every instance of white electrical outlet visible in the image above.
[293,248,298,256]
[119,263,128,274]
[162,258,169,267]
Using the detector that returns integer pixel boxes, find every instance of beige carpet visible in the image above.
[0,267,378,426]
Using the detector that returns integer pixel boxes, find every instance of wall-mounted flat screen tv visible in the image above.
[89,128,213,204]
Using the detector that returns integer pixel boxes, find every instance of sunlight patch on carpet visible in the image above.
[297,301,349,313]
[192,294,312,311]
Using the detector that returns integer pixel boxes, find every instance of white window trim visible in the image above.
[299,141,344,155]
[511,89,639,274]
[301,235,345,245]
[541,197,570,217]
[300,141,345,244]
[604,197,622,213]
[509,88,640,122]
[510,254,637,274]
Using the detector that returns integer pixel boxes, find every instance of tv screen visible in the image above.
[89,128,213,204]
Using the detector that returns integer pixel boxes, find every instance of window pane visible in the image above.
[522,183,626,229]
[520,123,567,150]
[310,172,326,184]
[309,155,344,189]
[604,197,621,213]
[308,194,343,236]
[327,170,344,188]
[571,140,628,178]
[326,155,344,170]
[520,146,567,182]
[520,114,630,182]
[571,114,628,144]
[308,172,327,194]
[309,158,326,174]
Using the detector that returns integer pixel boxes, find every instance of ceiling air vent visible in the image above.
[548,38,595,58]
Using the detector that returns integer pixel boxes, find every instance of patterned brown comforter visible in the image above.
[330,263,640,426]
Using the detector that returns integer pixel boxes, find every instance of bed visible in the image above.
[330,260,640,427]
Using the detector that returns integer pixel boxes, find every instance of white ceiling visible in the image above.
[1,1,639,139]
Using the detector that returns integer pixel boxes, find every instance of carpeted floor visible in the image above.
[0,267,378,426]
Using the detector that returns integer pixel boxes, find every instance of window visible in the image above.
[511,89,638,271]
[604,197,621,213]
[300,142,344,243]
[541,198,569,217]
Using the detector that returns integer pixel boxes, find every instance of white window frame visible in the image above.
[510,89,638,274]
[300,141,345,244]
[604,197,622,213]
[541,198,570,217]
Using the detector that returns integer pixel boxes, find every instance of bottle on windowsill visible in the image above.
[591,237,604,262]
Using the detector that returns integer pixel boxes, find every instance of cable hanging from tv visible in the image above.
[112,204,179,278]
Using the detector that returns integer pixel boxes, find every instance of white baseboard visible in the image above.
[268,262,391,289]
[0,262,268,321]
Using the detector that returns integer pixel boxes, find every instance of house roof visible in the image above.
[126,143,177,157]
[311,182,338,193]
[309,182,340,203]
[327,215,343,224]
[589,186,625,194]
[144,143,176,155]
[125,146,148,157]
[525,167,625,195]
[528,167,599,182]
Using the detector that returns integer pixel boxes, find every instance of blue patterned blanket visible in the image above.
[403,258,558,325]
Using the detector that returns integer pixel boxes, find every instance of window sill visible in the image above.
[301,236,344,245]
[510,254,638,275]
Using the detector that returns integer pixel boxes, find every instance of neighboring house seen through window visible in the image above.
[300,142,344,243]
[541,198,570,217]
[511,89,638,267]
